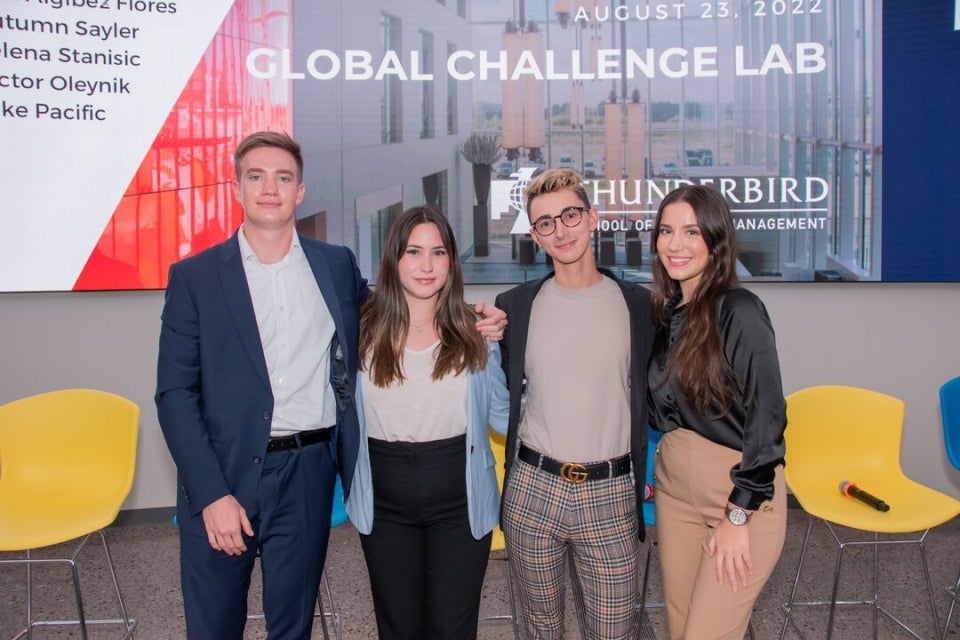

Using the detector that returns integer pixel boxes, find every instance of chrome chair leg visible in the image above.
[945,566,960,637]
[97,530,136,639]
[780,519,942,640]
[506,557,521,639]
[478,549,520,639]
[780,518,816,640]
[68,556,88,640]
[316,570,341,640]
[824,531,848,639]
[638,538,655,613]
[25,549,33,640]
[5,532,136,640]
[246,562,334,638]
[917,534,944,640]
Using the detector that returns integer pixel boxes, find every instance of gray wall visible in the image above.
[2,282,959,510]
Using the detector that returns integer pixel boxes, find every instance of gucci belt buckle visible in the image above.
[559,462,588,484]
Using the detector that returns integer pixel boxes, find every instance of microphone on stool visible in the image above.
[839,480,890,512]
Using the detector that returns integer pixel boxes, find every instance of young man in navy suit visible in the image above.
[156,131,506,639]
[156,131,367,639]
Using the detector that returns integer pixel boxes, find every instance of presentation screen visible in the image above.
[1,0,957,291]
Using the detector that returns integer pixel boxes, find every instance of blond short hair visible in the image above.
[523,168,591,219]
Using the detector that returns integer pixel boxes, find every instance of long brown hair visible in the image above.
[650,185,740,416]
[360,206,487,387]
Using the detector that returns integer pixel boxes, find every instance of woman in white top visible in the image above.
[346,206,509,640]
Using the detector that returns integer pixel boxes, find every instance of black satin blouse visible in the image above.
[648,287,786,510]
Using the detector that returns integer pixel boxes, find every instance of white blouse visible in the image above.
[360,341,468,442]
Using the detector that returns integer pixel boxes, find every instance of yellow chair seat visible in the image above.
[786,473,960,534]
[0,482,135,551]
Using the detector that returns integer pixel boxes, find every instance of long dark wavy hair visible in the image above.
[360,206,487,387]
[651,185,740,416]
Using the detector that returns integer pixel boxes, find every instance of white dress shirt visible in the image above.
[238,226,336,436]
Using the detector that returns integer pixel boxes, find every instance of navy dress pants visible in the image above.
[179,440,337,640]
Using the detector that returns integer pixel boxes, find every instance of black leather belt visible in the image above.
[518,443,631,484]
[266,427,332,453]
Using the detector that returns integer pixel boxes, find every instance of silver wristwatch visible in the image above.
[724,505,750,526]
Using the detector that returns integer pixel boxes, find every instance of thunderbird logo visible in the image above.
[490,167,538,235]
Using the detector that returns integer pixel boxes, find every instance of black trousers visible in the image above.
[360,434,492,640]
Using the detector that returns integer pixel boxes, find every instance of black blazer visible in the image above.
[495,269,654,539]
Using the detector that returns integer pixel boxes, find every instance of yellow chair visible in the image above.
[0,389,139,640]
[778,385,960,640]
[480,429,520,638]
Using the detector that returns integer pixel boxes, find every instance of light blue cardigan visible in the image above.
[345,341,510,539]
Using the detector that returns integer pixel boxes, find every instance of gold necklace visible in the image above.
[410,319,433,333]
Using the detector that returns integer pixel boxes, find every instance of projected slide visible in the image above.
[1,0,957,291]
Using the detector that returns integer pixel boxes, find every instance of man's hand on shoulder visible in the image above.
[201,495,254,556]
[473,301,508,341]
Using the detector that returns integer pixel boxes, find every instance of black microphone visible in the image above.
[839,481,890,512]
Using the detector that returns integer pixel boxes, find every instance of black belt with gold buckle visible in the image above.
[518,443,631,483]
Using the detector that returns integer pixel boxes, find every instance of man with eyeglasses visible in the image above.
[495,168,654,639]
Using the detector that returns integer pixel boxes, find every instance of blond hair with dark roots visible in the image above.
[523,168,592,219]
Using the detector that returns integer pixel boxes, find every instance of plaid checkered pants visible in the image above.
[502,455,641,640]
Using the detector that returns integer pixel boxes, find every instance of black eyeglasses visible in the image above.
[530,206,587,236]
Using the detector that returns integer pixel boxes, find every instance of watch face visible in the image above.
[726,507,748,526]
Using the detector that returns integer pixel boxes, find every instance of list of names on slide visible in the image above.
[1,1,178,122]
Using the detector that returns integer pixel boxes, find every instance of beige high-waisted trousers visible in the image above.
[654,427,787,640]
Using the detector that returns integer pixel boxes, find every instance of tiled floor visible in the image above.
[1,509,958,639]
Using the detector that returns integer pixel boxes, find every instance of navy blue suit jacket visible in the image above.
[155,232,368,536]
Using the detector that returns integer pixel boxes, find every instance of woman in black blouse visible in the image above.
[648,185,787,640]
